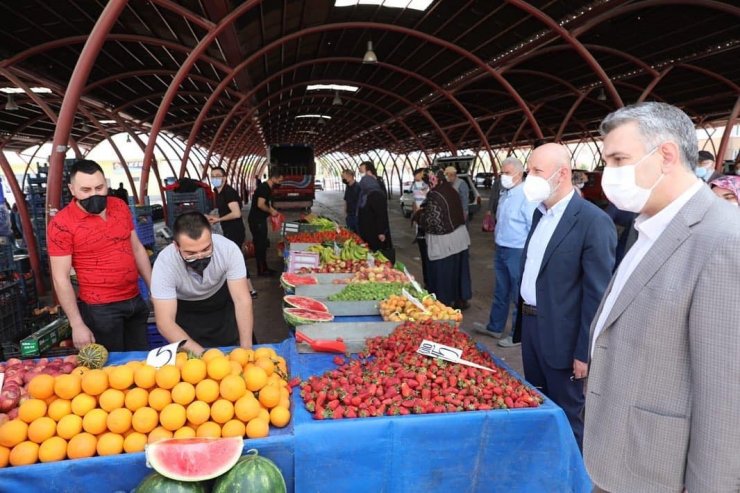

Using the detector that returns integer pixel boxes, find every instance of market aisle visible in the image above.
[253,189,524,375]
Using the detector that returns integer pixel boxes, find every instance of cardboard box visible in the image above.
[20,318,70,357]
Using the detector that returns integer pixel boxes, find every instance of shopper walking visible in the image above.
[248,168,283,276]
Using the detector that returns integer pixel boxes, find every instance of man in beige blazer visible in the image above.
[584,102,740,492]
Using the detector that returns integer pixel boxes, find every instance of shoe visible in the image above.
[497,336,521,348]
[472,324,504,339]
[250,290,258,299]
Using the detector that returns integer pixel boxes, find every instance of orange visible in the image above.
[186,401,211,426]
[181,359,207,385]
[82,409,108,435]
[229,361,243,376]
[27,417,56,444]
[257,408,270,422]
[245,418,269,439]
[201,348,224,363]
[228,347,250,366]
[195,379,220,403]
[134,365,157,389]
[81,369,109,396]
[258,384,281,409]
[0,419,28,448]
[220,419,246,438]
[71,393,97,417]
[244,366,268,392]
[132,407,158,434]
[47,399,72,422]
[124,388,149,412]
[56,414,83,440]
[96,432,124,456]
[106,408,132,434]
[219,375,247,402]
[99,388,125,412]
[44,395,58,406]
[254,357,275,377]
[18,399,47,424]
[275,356,288,375]
[38,436,67,463]
[66,432,97,459]
[108,366,134,390]
[159,403,187,431]
[206,357,231,381]
[125,360,143,370]
[195,421,221,438]
[278,397,291,410]
[175,352,188,369]
[147,426,173,444]
[234,395,261,422]
[173,426,196,439]
[0,445,9,467]
[171,382,196,406]
[269,406,291,428]
[123,432,147,453]
[54,374,82,400]
[9,441,39,466]
[148,388,172,411]
[155,365,181,390]
[28,374,55,400]
[210,399,234,424]
[71,366,89,377]
[253,347,276,360]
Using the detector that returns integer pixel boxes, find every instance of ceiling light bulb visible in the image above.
[5,94,19,111]
[332,91,342,106]
[363,41,378,64]
[597,88,607,101]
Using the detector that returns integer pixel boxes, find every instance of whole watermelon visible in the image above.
[135,472,207,493]
[212,449,287,493]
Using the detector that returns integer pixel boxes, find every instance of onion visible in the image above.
[60,362,76,373]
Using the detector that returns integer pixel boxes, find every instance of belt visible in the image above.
[522,303,537,316]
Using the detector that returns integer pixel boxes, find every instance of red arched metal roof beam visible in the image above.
[112,91,216,114]
[505,0,623,107]
[147,0,215,30]
[715,97,740,172]
[556,90,594,141]
[84,69,243,98]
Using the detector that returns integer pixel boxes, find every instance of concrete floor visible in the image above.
[251,188,524,375]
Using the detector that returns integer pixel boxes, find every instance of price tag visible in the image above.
[0,372,4,392]
[367,252,375,267]
[333,242,340,256]
[288,251,320,273]
[403,266,423,293]
[416,339,496,373]
[146,340,186,368]
[402,288,428,313]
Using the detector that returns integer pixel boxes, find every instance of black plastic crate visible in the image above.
[0,240,14,272]
[2,342,77,361]
[0,281,25,345]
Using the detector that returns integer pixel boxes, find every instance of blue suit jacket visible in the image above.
[514,193,616,368]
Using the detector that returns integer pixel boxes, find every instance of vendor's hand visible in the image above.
[378,234,386,242]
[206,215,220,224]
[72,323,96,349]
[270,209,279,217]
[182,339,205,356]
[572,359,588,380]
[239,339,253,351]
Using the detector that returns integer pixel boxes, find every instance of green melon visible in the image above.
[283,307,334,326]
[76,343,109,369]
[212,449,287,493]
[135,472,206,493]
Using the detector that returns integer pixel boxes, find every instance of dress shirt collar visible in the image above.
[634,180,703,241]
[537,189,575,217]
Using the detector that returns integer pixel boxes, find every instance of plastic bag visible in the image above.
[482,214,495,232]
[270,212,285,232]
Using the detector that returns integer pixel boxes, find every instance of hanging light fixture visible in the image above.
[126,134,132,143]
[597,88,607,101]
[5,94,19,111]
[332,91,342,106]
[363,41,378,64]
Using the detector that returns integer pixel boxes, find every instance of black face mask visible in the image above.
[79,195,107,214]
[183,256,211,276]
[342,179,348,185]
[271,183,281,189]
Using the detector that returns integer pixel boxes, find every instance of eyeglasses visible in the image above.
[180,244,213,262]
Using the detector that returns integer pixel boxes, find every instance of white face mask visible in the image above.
[500,175,515,189]
[576,183,585,189]
[211,177,223,188]
[523,168,561,203]
[601,147,663,213]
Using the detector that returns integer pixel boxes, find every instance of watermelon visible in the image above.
[280,272,318,291]
[145,437,243,482]
[283,307,334,326]
[283,295,329,313]
[135,472,207,493]
[212,449,287,493]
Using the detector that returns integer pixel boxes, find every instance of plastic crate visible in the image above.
[0,239,14,272]
[138,277,149,302]
[2,342,77,361]
[0,281,25,345]
[146,322,167,350]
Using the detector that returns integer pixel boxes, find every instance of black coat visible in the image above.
[358,190,390,251]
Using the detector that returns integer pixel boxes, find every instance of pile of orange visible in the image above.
[0,347,292,467]
[379,294,463,323]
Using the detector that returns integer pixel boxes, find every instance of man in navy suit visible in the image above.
[515,143,616,450]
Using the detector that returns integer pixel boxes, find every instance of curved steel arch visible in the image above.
[112,91,217,114]
[83,69,244,98]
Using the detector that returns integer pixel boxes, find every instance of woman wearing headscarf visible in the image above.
[414,171,472,307]
[709,175,740,207]
[357,174,392,253]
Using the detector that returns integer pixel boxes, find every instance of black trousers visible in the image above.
[79,295,149,351]
[248,219,269,273]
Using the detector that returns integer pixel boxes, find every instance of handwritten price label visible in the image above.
[403,266,423,293]
[333,242,341,256]
[402,288,428,313]
[146,340,186,368]
[367,252,375,267]
[416,339,496,373]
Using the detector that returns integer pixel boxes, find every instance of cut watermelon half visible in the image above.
[283,307,334,326]
[283,295,329,313]
[280,272,318,289]
[145,437,243,482]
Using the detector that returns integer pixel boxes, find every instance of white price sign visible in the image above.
[333,242,340,256]
[288,251,320,273]
[402,288,428,313]
[403,266,423,293]
[417,339,496,373]
[146,340,186,368]
[367,252,375,267]
[0,372,4,392]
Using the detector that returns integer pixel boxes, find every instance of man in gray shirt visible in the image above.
[445,166,469,220]
[151,212,254,354]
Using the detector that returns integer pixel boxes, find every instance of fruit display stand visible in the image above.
[0,341,297,493]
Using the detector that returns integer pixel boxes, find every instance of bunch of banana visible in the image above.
[339,239,369,261]
[307,244,340,264]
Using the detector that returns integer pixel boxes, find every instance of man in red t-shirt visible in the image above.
[48,160,152,351]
